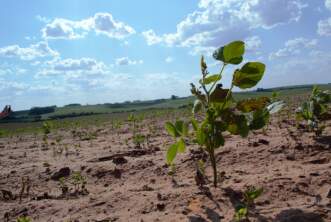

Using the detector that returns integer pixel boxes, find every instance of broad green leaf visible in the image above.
[166,143,178,165]
[235,205,248,221]
[267,101,285,114]
[233,62,265,89]
[249,109,270,130]
[192,100,202,114]
[210,87,230,103]
[175,120,189,136]
[165,122,178,138]
[213,41,245,65]
[200,74,221,85]
[214,132,225,148]
[191,118,199,131]
[237,97,270,113]
[227,115,249,137]
[177,138,186,153]
[196,124,207,145]
[244,187,264,202]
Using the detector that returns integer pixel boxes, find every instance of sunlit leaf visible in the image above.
[166,143,178,165]
[200,74,221,85]
[237,97,270,113]
[165,122,178,138]
[213,41,245,65]
[233,62,265,89]
[177,138,186,153]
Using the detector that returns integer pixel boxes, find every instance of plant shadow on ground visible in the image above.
[274,208,324,222]
[315,135,331,146]
[188,208,324,222]
[188,207,222,222]
[188,187,325,222]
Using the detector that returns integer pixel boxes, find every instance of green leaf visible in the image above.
[166,143,178,165]
[192,100,202,114]
[244,187,264,203]
[210,87,230,103]
[196,123,208,145]
[214,132,225,148]
[226,115,249,137]
[177,138,186,153]
[191,118,199,131]
[200,74,221,85]
[165,122,179,138]
[235,205,248,221]
[213,41,245,65]
[233,62,265,89]
[237,97,270,113]
[175,120,188,136]
[249,109,270,130]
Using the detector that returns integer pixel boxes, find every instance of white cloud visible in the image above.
[269,38,318,59]
[326,0,331,11]
[245,36,262,51]
[0,41,59,60]
[37,57,108,77]
[42,13,135,40]
[142,30,163,45]
[318,18,331,36]
[165,57,174,63]
[36,15,51,23]
[142,0,306,53]
[115,57,143,66]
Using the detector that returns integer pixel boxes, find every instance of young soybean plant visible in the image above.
[165,40,283,187]
[296,86,331,136]
[234,186,263,221]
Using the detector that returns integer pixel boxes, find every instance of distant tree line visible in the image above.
[28,106,56,115]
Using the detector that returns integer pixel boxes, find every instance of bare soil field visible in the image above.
[1,109,331,222]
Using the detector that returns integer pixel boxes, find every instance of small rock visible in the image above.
[258,139,269,145]
[112,157,128,165]
[286,154,295,161]
[309,172,320,177]
[327,189,331,198]
[51,167,71,180]
[156,203,166,211]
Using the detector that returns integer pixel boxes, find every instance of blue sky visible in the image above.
[1,0,331,110]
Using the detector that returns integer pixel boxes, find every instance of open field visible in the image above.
[0,86,331,222]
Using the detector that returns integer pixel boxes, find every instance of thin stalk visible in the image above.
[208,63,227,95]
[209,149,217,187]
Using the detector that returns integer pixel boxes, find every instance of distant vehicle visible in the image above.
[0,105,12,119]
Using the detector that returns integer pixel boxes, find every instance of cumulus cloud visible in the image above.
[115,57,143,66]
[326,0,331,11]
[245,36,262,51]
[165,57,174,63]
[142,30,163,45]
[269,38,318,59]
[42,13,135,40]
[142,0,306,53]
[37,57,108,77]
[0,42,59,60]
[318,18,331,36]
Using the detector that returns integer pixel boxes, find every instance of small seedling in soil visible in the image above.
[19,176,31,203]
[70,171,87,193]
[165,40,283,187]
[59,177,69,195]
[128,114,146,148]
[234,186,263,222]
[17,216,31,222]
[296,86,331,136]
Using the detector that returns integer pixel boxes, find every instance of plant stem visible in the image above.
[209,149,217,187]
[208,63,227,94]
